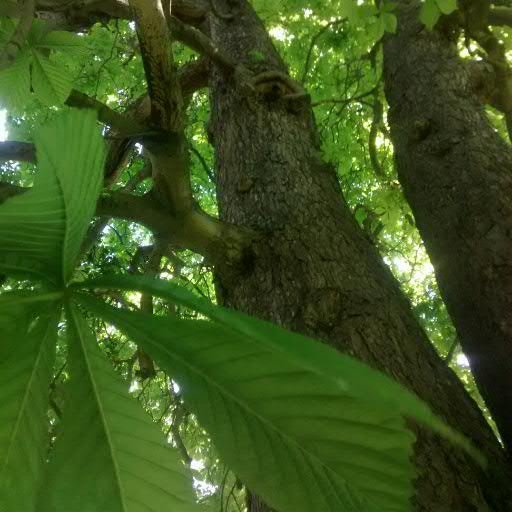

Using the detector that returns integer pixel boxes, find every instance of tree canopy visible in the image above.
[1,0,511,511]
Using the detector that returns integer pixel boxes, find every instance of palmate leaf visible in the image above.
[79,294,412,512]
[38,305,199,512]
[0,305,59,512]
[75,290,473,512]
[76,275,485,511]
[75,275,484,462]
[0,109,105,284]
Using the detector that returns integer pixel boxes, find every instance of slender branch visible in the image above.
[66,89,149,136]
[167,381,192,466]
[169,15,237,73]
[369,94,385,178]
[0,178,255,264]
[489,6,512,25]
[311,86,377,107]
[190,144,215,183]
[134,240,163,379]
[301,18,345,84]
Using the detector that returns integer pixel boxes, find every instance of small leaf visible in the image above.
[0,307,59,512]
[31,51,72,105]
[37,31,88,56]
[38,305,199,512]
[27,19,52,47]
[382,2,398,12]
[383,13,398,33]
[434,0,457,15]
[419,0,441,29]
[339,0,360,22]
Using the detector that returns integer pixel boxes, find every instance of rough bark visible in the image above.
[208,1,512,511]
[383,1,512,454]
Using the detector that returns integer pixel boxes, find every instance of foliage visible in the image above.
[0,109,481,511]
[0,0,503,509]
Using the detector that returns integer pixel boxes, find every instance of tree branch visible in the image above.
[129,0,182,131]
[0,181,26,203]
[169,15,237,73]
[97,191,256,265]
[0,141,36,163]
[0,179,255,265]
[66,89,149,137]
[301,18,345,84]
[311,86,377,107]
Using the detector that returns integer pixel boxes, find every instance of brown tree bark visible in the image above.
[383,1,512,454]
[208,1,512,510]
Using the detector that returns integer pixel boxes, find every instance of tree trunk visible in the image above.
[208,1,512,511]
[383,1,512,454]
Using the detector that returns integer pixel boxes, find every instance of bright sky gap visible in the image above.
[0,110,7,141]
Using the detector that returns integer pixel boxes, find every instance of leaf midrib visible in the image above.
[68,306,128,512]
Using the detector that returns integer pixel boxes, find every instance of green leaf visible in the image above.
[31,51,72,106]
[339,0,360,22]
[0,289,64,309]
[0,308,59,512]
[0,50,31,111]
[78,281,479,512]
[383,13,398,33]
[38,305,198,512]
[27,19,52,47]
[75,275,485,464]
[0,109,105,284]
[382,2,398,12]
[372,16,386,41]
[419,0,441,29]
[434,0,457,15]
[36,31,88,56]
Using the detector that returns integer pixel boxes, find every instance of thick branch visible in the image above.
[0,181,26,203]
[97,191,256,264]
[178,58,210,104]
[489,6,512,24]
[170,15,237,73]
[129,0,182,130]
[0,179,255,265]
[0,141,36,163]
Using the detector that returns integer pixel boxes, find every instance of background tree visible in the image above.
[383,0,512,453]
[0,0,511,511]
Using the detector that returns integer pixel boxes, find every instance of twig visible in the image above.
[301,18,345,84]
